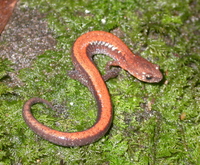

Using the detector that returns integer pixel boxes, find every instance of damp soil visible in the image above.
[0,3,57,86]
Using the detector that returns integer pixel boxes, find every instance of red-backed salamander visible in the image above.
[23,31,163,146]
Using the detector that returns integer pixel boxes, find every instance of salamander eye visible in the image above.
[145,73,153,80]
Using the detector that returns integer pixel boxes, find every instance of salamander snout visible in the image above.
[140,64,163,83]
[126,56,163,83]
[141,72,163,83]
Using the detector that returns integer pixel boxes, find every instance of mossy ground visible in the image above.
[0,0,199,164]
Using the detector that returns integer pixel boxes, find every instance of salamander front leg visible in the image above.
[103,61,121,81]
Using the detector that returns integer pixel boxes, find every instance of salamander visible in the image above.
[22,31,163,146]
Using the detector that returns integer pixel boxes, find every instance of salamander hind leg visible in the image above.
[68,70,90,87]
[103,61,121,81]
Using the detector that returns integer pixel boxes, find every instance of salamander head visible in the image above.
[126,55,163,83]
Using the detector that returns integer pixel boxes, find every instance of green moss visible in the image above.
[1,0,200,164]
[0,58,13,95]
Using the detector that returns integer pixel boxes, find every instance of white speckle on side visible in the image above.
[89,40,118,52]
[105,43,109,46]
[108,44,112,48]
[112,47,117,51]
[101,41,106,45]
[156,66,159,70]
[97,41,102,45]
[59,136,66,140]
[142,72,146,74]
